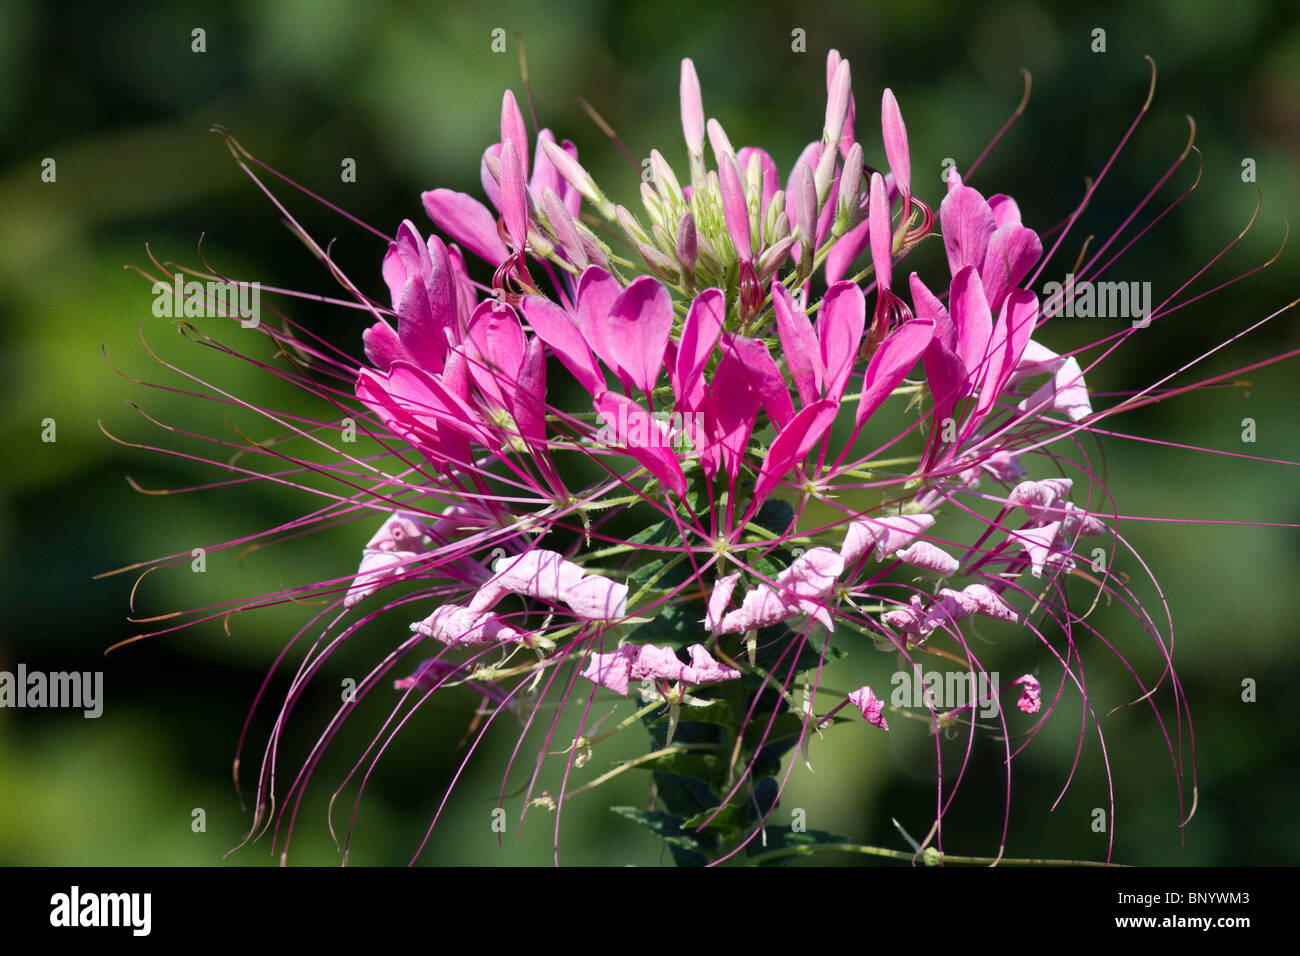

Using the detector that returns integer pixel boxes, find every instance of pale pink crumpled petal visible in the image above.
[776,547,845,599]
[563,573,629,621]
[937,583,1018,623]
[1017,355,1092,422]
[1014,522,1070,578]
[894,540,960,576]
[411,604,525,647]
[364,511,429,552]
[630,643,689,683]
[841,514,936,564]
[467,548,627,620]
[1008,477,1074,521]
[1014,674,1042,714]
[717,585,796,634]
[345,549,418,609]
[684,644,741,685]
[1057,502,1107,536]
[706,572,741,634]
[581,644,639,696]
[847,685,889,729]
[882,595,930,636]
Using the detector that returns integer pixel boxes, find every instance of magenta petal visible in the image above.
[988,193,1022,228]
[529,128,563,199]
[939,181,997,277]
[511,336,547,446]
[675,287,725,407]
[466,300,526,410]
[593,392,687,497]
[499,140,528,250]
[867,171,892,292]
[981,221,1043,313]
[950,265,994,380]
[575,266,624,376]
[605,275,673,394]
[500,90,529,179]
[422,189,510,268]
[880,88,911,202]
[847,686,889,729]
[909,272,957,353]
[717,152,752,261]
[680,59,705,153]
[362,321,410,371]
[855,317,935,427]
[719,332,794,429]
[753,398,838,502]
[520,295,604,396]
[817,281,867,404]
[771,281,822,406]
[975,289,1039,420]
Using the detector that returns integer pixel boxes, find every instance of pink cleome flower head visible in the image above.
[113,47,1298,868]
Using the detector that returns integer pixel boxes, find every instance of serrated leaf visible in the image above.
[611,806,712,865]
[633,751,728,791]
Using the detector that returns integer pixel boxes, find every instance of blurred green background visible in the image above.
[1,0,1297,866]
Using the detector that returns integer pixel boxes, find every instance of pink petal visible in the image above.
[847,686,889,729]
[362,321,411,371]
[818,281,867,403]
[880,88,911,202]
[974,289,1039,420]
[867,171,892,292]
[683,644,741,685]
[520,294,604,396]
[575,266,624,376]
[981,222,1042,313]
[465,300,526,410]
[894,540,959,576]
[593,392,688,497]
[680,59,705,153]
[771,281,823,407]
[674,287,724,409]
[939,180,997,277]
[582,644,639,696]
[950,266,994,381]
[499,140,528,250]
[753,399,838,502]
[606,275,673,394]
[706,572,741,634]
[717,152,752,261]
[562,573,629,621]
[500,90,529,179]
[422,189,510,268]
[855,317,935,427]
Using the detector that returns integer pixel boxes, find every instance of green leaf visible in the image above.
[611,807,712,864]
[633,750,728,791]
